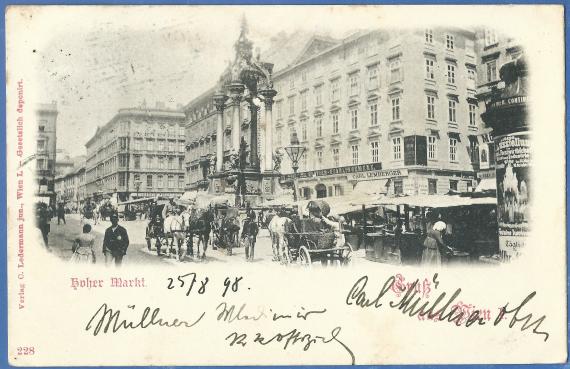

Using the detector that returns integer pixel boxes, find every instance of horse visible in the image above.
[182,208,214,260]
[163,212,186,260]
[268,214,293,263]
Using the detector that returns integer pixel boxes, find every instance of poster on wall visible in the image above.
[494,132,530,260]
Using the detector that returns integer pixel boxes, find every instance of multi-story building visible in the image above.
[35,102,58,205]
[474,28,523,188]
[85,105,186,202]
[54,161,86,210]
[184,28,484,199]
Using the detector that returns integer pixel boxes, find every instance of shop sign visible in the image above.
[347,168,408,181]
[489,96,527,110]
[281,163,382,180]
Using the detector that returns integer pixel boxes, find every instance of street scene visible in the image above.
[33,12,530,268]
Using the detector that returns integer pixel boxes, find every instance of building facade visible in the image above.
[54,163,86,210]
[85,106,186,202]
[184,27,486,199]
[474,28,523,186]
[35,102,58,205]
[273,27,482,199]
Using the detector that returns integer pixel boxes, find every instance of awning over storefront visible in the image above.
[352,179,390,196]
[475,178,496,192]
[369,194,496,208]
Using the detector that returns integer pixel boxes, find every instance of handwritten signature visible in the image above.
[346,274,550,341]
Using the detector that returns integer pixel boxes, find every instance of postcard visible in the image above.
[5,4,566,366]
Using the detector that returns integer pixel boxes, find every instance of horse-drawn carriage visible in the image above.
[271,200,353,266]
[211,205,241,255]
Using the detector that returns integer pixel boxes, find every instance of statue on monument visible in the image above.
[273,149,284,172]
[239,137,248,170]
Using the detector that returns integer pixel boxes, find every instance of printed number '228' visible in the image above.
[16,347,35,355]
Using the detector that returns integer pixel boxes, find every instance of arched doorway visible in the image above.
[315,183,327,198]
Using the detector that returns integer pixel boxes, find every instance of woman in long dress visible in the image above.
[422,221,449,265]
[70,224,96,264]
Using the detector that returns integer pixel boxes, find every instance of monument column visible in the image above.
[228,83,245,152]
[212,92,228,173]
[259,89,277,172]
[248,100,260,169]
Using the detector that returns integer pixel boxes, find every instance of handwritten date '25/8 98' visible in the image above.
[166,273,244,297]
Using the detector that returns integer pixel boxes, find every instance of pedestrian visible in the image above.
[57,203,66,225]
[242,210,258,261]
[102,213,130,267]
[70,224,96,264]
[422,220,452,265]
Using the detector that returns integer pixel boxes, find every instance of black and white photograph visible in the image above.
[5,5,566,366]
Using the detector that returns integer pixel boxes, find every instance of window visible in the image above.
[486,60,497,82]
[134,139,142,151]
[119,137,128,150]
[368,67,379,90]
[315,85,323,106]
[467,69,476,88]
[349,73,359,96]
[428,136,437,160]
[276,101,283,119]
[178,175,185,188]
[316,150,323,169]
[301,119,307,141]
[179,142,185,152]
[426,95,436,119]
[394,179,403,195]
[448,100,457,123]
[369,103,378,126]
[168,157,174,170]
[449,179,458,191]
[425,29,434,44]
[147,139,153,151]
[179,127,185,136]
[179,157,184,170]
[146,174,153,188]
[332,148,340,167]
[37,158,45,170]
[350,109,358,130]
[446,34,455,50]
[449,138,458,162]
[331,79,340,101]
[351,145,359,165]
[119,154,129,167]
[391,97,400,121]
[334,184,343,196]
[158,140,164,152]
[169,141,175,152]
[316,117,323,137]
[300,153,307,171]
[133,174,140,185]
[158,156,165,169]
[300,91,308,111]
[331,112,339,134]
[469,138,479,163]
[392,137,402,160]
[425,59,435,80]
[389,59,401,83]
[157,175,164,188]
[146,155,153,169]
[288,96,295,115]
[134,155,141,169]
[38,125,45,132]
[37,140,45,151]
[484,29,498,47]
[447,64,456,84]
[370,141,379,163]
[168,175,174,188]
[119,173,126,187]
[428,179,437,195]
[469,104,477,126]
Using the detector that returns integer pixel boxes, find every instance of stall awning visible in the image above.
[475,178,496,192]
[352,179,390,196]
[370,194,496,208]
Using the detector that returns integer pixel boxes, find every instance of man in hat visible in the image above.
[102,213,130,266]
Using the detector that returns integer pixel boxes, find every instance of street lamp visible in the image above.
[284,132,306,202]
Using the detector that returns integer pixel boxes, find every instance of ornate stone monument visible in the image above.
[208,18,284,206]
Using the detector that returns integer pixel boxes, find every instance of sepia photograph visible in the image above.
[5,4,566,366]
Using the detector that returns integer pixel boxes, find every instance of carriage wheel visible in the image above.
[298,246,311,266]
[340,242,354,266]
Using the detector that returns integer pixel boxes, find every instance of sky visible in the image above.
[28,6,384,158]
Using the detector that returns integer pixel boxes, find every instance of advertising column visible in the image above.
[481,57,529,261]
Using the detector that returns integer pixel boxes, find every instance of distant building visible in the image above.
[85,105,186,202]
[35,101,58,205]
[54,157,86,210]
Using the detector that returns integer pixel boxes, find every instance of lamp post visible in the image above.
[284,133,306,203]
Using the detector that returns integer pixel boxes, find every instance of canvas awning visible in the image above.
[352,179,390,196]
[475,178,496,192]
[370,194,496,208]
